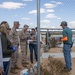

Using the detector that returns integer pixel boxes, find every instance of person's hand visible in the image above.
[0,67,3,75]
[25,36,29,40]
[32,36,36,40]
[10,40,15,45]
[59,37,62,41]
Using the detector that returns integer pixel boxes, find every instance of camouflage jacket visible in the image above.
[19,30,30,45]
[9,27,19,46]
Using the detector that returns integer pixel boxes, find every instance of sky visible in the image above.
[0,0,75,28]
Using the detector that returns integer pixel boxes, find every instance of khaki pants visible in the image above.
[20,45,27,63]
[10,46,19,68]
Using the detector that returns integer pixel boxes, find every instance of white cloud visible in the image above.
[69,21,75,28]
[46,14,61,20]
[50,1,62,5]
[57,17,61,20]
[44,3,56,8]
[46,14,57,18]
[44,1,62,8]
[41,20,50,24]
[15,15,18,17]
[41,25,57,28]
[29,8,45,14]
[40,8,45,13]
[50,1,56,3]
[41,25,50,28]
[30,23,33,25]
[50,26,56,28]
[22,17,30,20]
[22,0,33,1]
[46,9,54,13]
[56,2,62,5]
[0,2,26,9]
[29,10,37,14]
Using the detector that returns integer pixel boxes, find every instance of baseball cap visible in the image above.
[14,21,20,25]
[24,24,29,27]
[60,21,67,26]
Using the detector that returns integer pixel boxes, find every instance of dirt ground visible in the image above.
[8,46,75,75]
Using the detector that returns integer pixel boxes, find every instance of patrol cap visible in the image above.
[14,21,20,25]
[0,21,8,25]
[60,21,67,26]
[24,24,29,27]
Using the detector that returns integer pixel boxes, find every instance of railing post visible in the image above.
[37,0,40,75]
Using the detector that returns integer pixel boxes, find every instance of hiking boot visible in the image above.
[10,68,17,74]
[22,63,27,67]
[64,67,72,70]
[25,62,29,64]
[31,61,33,64]
[14,65,21,69]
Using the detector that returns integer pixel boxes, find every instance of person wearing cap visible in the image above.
[19,24,30,67]
[9,21,21,74]
[60,21,73,71]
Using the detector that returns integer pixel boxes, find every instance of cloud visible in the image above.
[46,14,61,20]
[29,10,37,14]
[50,1,56,3]
[0,2,26,9]
[41,25,50,28]
[46,14,57,18]
[57,17,61,20]
[22,17,30,20]
[29,8,45,14]
[40,8,45,13]
[44,1,62,8]
[22,0,33,1]
[41,20,50,23]
[41,20,51,28]
[41,25,56,28]
[46,9,54,13]
[44,3,56,8]
[50,0,62,5]
[15,15,18,17]
[29,23,33,25]
[56,2,62,5]
[50,26,56,28]
[69,21,75,28]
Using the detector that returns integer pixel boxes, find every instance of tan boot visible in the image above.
[25,62,29,64]
[14,65,21,69]
[10,68,17,74]
[22,61,29,64]
[22,63,27,67]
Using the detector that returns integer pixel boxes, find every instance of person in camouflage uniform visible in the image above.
[19,24,30,67]
[9,21,21,74]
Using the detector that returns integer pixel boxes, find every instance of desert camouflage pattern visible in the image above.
[19,30,30,63]
[9,27,19,68]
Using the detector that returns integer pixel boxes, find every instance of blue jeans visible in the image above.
[3,60,10,75]
[29,44,37,62]
[63,44,72,70]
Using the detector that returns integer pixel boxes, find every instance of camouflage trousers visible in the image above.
[20,45,27,63]
[10,47,19,68]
